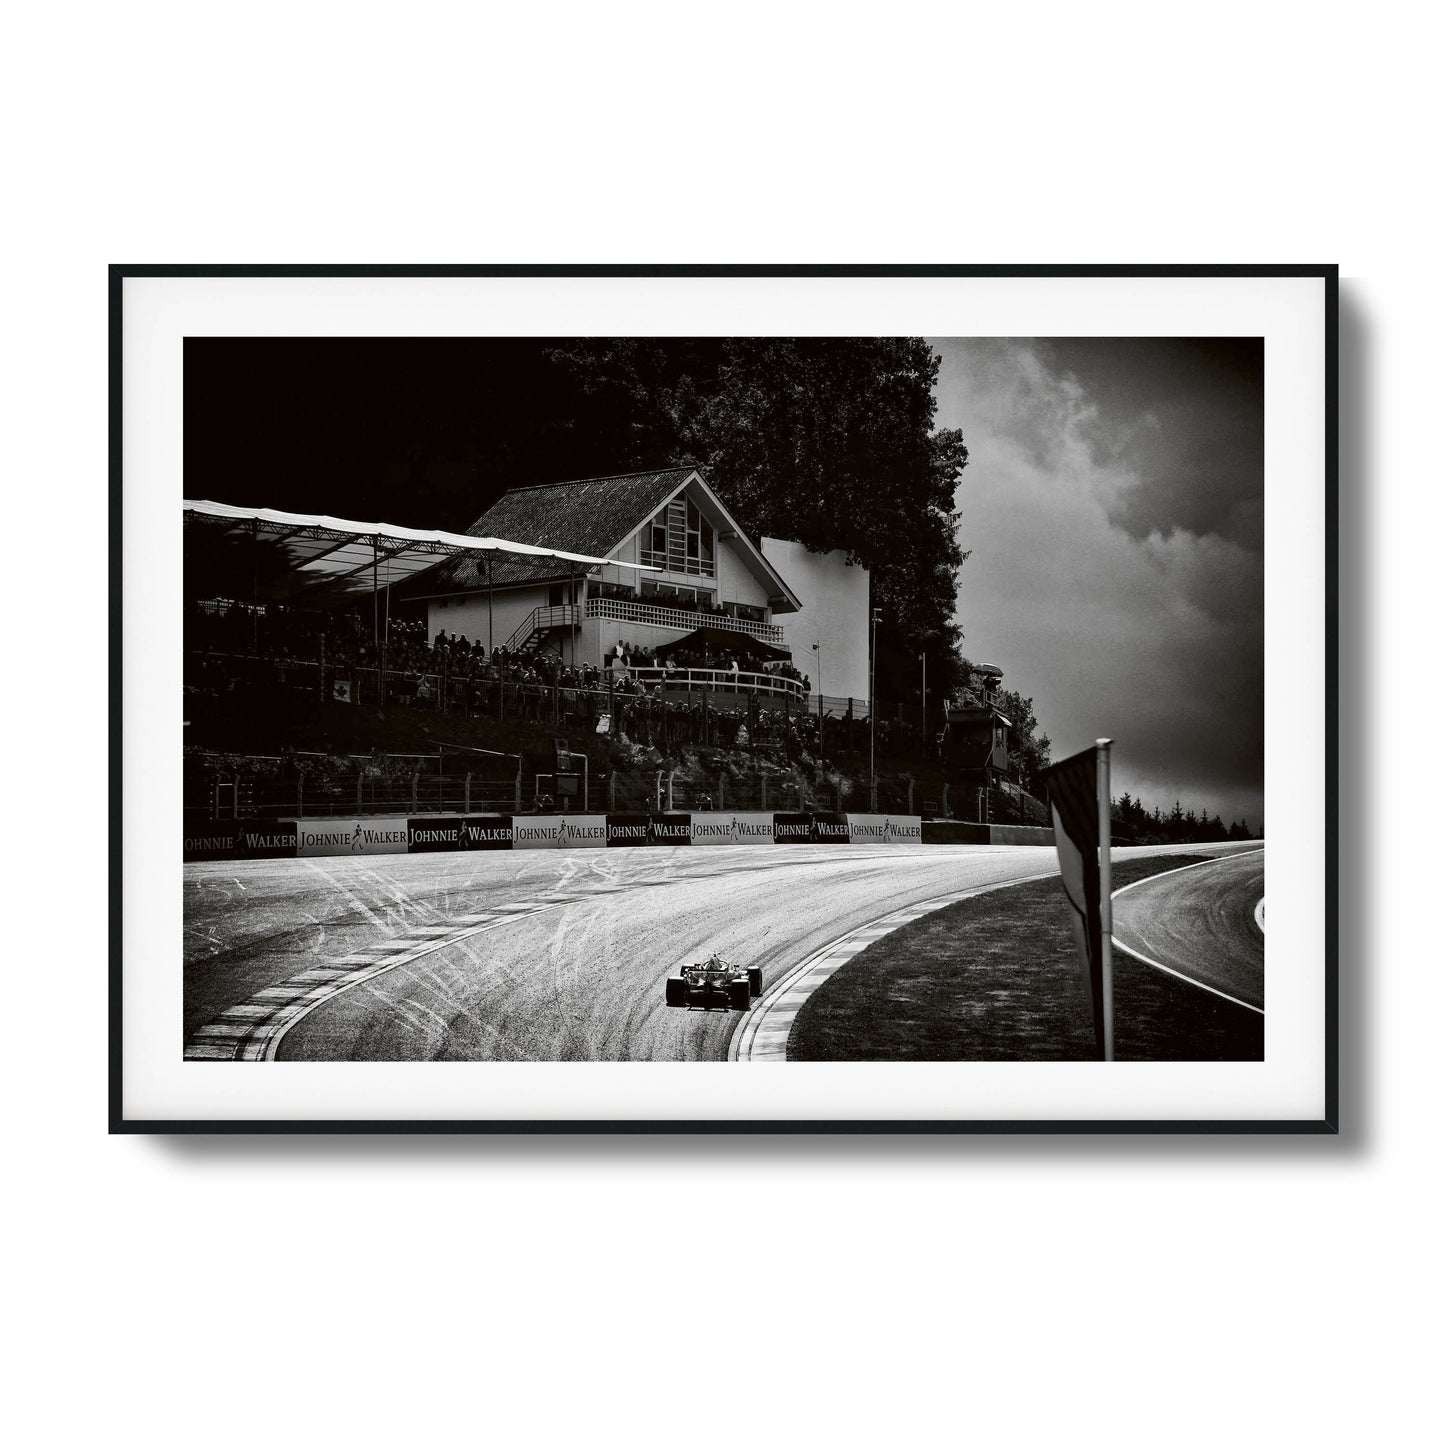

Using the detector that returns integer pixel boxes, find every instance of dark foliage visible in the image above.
[1110,791,1255,844]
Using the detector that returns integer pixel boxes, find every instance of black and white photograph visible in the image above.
[23,13,1437,1442]
[117,267,1332,1127]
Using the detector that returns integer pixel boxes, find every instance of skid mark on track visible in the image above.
[184,902,569,1061]
[187,846,1064,1062]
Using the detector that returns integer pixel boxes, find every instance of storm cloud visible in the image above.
[930,337,1264,831]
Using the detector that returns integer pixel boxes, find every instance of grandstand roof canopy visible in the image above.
[183,499,656,603]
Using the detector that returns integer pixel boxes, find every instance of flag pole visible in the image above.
[1096,738,1114,1062]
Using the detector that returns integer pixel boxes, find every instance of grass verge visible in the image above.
[788,855,1263,1062]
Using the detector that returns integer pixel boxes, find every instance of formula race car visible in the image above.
[665,954,763,1010]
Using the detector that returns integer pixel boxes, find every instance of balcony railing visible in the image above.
[625,665,804,703]
[584,596,785,645]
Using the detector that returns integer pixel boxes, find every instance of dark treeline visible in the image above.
[1112,791,1256,844]
[185,337,971,700]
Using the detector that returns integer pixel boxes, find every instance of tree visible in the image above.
[678,339,971,697]
[505,337,973,699]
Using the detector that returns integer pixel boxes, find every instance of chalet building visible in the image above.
[413,468,872,707]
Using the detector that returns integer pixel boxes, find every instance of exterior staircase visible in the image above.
[503,604,579,658]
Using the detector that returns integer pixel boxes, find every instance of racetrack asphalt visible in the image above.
[1110,849,1265,1010]
[183,840,1257,1061]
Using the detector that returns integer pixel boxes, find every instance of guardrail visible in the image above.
[623,665,805,703]
[583,595,785,645]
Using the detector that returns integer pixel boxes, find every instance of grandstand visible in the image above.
[183,498,1049,832]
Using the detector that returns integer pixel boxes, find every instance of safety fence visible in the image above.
[591,773,1040,821]
[189,751,1030,829]
[203,771,523,820]
[635,772,922,815]
[186,648,898,729]
[187,650,851,749]
[189,752,953,824]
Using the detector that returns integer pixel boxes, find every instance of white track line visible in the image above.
[1109,847,1264,902]
[1109,849,1265,1015]
[730,874,1054,1061]
[1110,938,1264,1015]
[733,848,1267,1059]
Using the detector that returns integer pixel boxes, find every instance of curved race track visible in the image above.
[1111,849,1266,1010]
[185,840,1252,1061]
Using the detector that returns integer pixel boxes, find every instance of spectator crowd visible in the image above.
[187,598,841,758]
[189,600,809,696]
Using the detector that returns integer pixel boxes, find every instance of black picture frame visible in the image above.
[112,263,1337,1135]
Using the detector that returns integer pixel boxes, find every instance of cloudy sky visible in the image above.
[929,338,1264,831]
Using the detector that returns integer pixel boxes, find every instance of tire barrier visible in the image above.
[184,812,927,859]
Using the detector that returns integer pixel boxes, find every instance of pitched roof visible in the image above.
[426,468,695,592]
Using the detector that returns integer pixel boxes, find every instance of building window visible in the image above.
[589,579,635,603]
[641,579,715,608]
[640,496,715,578]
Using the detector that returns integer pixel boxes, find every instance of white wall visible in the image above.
[762,538,870,702]
[593,533,640,593]
[429,585,548,653]
[713,537,771,610]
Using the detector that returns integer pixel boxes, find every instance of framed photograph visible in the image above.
[113,265,1336,1133]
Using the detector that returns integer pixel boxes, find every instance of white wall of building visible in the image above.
[761,538,870,703]
[429,586,548,653]
[713,539,771,610]
[593,533,641,593]
[432,587,706,668]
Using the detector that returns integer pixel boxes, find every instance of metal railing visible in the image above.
[583,596,786,645]
[191,648,908,746]
[505,603,580,652]
[623,665,804,702]
[188,651,790,740]
[503,597,785,654]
